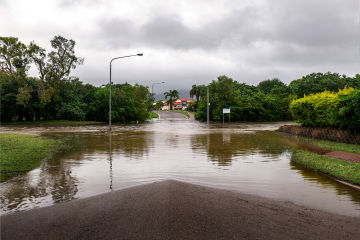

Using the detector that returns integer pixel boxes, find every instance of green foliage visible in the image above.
[195,76,291,122]
[290,88,360,132]
[87,84,150,123]
[154,100,163,110]
[164,89,179,110]
[338,89,360,132]
[1,36,152,123]
[289,72,358,98]
[148,111,159,119]
[291,150,360,185]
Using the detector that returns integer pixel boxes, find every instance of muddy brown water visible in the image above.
[1,121,359,217]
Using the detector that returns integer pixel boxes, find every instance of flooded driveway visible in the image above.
[1,121,359,216]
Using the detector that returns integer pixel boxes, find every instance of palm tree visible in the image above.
[189,84,206,101]
[164,89,179,110]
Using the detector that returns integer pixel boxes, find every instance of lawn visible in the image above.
[291,150,360,185]
[0,133,65,182]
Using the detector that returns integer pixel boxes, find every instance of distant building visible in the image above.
[162,98,195,110]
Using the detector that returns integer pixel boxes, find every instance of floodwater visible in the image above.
[1,121,359,217]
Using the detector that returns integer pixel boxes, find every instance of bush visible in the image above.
[290,88,360,132]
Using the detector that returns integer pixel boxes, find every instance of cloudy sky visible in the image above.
[1,0,359,94]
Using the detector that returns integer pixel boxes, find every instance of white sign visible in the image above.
[223,108,230,114]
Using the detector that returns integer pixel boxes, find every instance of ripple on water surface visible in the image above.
[0,121,359,216]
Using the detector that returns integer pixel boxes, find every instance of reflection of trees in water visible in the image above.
[0,131,154,212]
[191,131,291,166]
[289,161,360,205]
[0,157,78,212]
[52,131,154,158]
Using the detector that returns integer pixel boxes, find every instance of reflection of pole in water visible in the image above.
[109,133,113,191]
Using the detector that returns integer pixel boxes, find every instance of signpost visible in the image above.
[222,107,230,124]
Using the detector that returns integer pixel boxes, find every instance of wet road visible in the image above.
[154,111,189,120]
[2,180,360,240]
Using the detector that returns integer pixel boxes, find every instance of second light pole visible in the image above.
[109,53,143,131]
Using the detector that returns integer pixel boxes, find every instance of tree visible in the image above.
[155,100,164,110]
[164,89,179,110]
[189,84,206,101]
[289,72,350,98]
[0,37,31,74]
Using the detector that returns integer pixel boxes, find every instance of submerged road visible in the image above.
[154,111,191,120]
[2,180,360,240]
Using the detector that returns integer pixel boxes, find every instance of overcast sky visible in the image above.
[1,0,359,93]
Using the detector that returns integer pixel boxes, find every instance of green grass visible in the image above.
[298,137,360,154]
[291,150,360,185]
[2,120,104,125]
[148,112,159,119]
[0,133,65,182]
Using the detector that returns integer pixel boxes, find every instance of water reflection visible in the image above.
[0,131,154,212]
[191,131,291,166]
[0,121,359,216]
[289,161,360,206]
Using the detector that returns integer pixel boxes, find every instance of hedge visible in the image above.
[290,88,360,132]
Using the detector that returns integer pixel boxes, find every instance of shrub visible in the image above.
[290,87,359,132]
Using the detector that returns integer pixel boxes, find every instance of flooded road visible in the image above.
[1,121,359,216]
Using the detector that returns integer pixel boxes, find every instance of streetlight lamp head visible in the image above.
[137,53,143,56]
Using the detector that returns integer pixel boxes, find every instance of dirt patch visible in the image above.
[326,151,360,163]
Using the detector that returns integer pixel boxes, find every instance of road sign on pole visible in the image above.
[222,108,230,114]
[222,108,230,124]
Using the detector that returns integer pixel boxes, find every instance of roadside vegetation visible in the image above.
[0,36,153,124]
[298,137,360,154]
[190,73,359,122]
[0,133,65,182]
[290,87,360,132]
[148,112,159,119]
[291,150,360,185]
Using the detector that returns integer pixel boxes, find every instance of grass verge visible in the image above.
[291,150,360,185]
[298,136,360,154]
[2,120,104,125]
[0,133,65,182]
[148,112,159,119]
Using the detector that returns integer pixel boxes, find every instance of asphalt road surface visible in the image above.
[2,180,360,240]
[155,111,189,120]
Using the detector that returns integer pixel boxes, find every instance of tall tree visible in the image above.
[0,37,31,75]
[164,89,179,110]
[189,84,206,101]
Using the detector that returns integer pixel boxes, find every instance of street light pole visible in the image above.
[109,53,143,131]
[207,86,209,124]
[151,81,165,95]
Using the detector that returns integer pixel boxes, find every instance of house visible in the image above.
[161,98,196,110]
[172,98,196,110]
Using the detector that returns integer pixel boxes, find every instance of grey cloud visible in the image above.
[96,7,263,50]
[268,0,359,47]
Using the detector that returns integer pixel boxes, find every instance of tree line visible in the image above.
[190,73,360,122]
[0,36,153,123]
[2,36,359,124]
